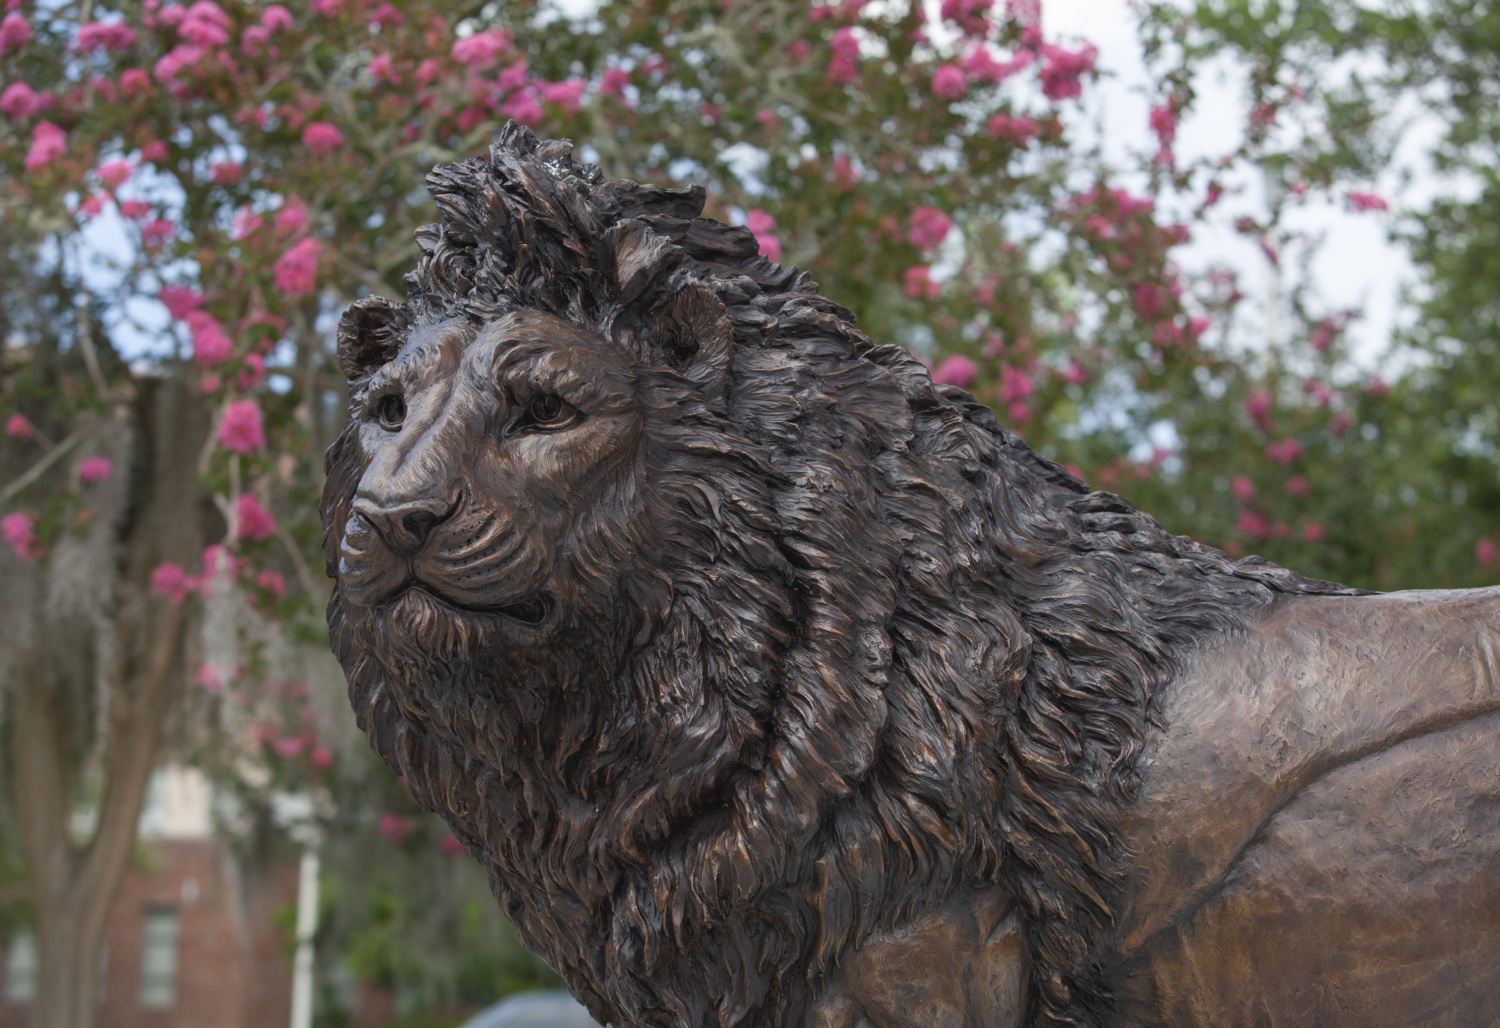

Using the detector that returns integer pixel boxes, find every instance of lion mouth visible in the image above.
[402,583,551,626]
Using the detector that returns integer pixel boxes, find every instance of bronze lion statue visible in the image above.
[322,125,1500,1027]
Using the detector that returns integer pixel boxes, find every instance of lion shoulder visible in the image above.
[1116,585,1500,954]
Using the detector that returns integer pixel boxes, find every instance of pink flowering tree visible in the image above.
[1,0,1488,1019]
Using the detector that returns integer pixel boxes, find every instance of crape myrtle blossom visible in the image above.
[78,457,113,485]
[2,512,39,562]
[273,237,321,299]
[24,122,66,172]
[0,81,40,119]
[218,400,266,454]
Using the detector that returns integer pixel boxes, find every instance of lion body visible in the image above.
[322,126,1500,1028]
[805,588,1500,1027]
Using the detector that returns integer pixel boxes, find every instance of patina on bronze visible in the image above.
[321,124,1500,1027]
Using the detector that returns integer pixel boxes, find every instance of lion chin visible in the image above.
[321,124,1500,1028]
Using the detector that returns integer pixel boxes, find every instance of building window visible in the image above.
[139,908,179,1008]
[4,930,37,1002]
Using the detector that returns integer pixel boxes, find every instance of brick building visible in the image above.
[0,767,298,1028]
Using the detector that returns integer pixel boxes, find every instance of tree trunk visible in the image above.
[3,378,207,1028]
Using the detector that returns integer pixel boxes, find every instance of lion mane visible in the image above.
[322,124,1351,1028]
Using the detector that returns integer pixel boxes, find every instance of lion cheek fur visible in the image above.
[321,125,1360,1028]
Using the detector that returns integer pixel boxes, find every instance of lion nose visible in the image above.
[352,497,453,554]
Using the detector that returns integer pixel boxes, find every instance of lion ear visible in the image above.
[336,296,411,380]
[649,282,734,394]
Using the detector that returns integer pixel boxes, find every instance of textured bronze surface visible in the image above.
[320,124,1500,1027]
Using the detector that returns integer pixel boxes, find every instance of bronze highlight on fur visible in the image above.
[323,125,1500,1028]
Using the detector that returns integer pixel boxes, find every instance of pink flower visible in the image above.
[76,19,137,53]
[940,0,993,35]
[312,0,342,16]
[310,745,333,770]
[273,237,321,299]
[5,414,32,440]
[1230,475,1255,501]
[536,78,586,113]
[1302,522,1325,544]
[1285,474,1310,497]
[151,562,197,603]
[24,121,66,172]
[932,355,978,388]
[262,5,293,32]
[1132,282,1165,320]
[452,27,513,68]
[1264,438,1304,465]
[195,663,232,693]
[998,364,1034,403]
[496,60,530,95]
[0,13,30,53]
[931,63,968,100]
[96,159,133,190]
[378,811,414,843]
[232,208,263,240]
[255,568,285,597]
[187,311,232,365]
[1235,510,1269,541]
[158,285,204,321]
[274,197,307,235]
[301,122,344,153]
[200,544,244,584]
[238,352,267,391]
[986,111,1040,144]
[78,456,113,485]
[907,206,952,250]
[120,199,151,219]
[241,23,271,53]
[2,512,38,562]
[272,735,305,758]
[440,834,465,854]
[218,400,266,454]
[1348,191,1388,213]
[826,27,860,83]
[962,47,1031,84]
[210,161,241,185]
[600,66,631,97]
[369,53,399,84]
[500,89,543,126]
[137,140,168,164]
[236,493,277,541]
[414,58,441,85]
[1,81,39,119]
[903,265,940,300]
[1062,361,1088,385]
[154,42,207,86]
[745,208,782,263]
[119,68,152,96]
[1244,391,1273,432]
[1149,104,1177,146]
[1007,402,1031,423]
[1038,42,1097,101]
[142,219,175,246]
[178,1,230,46]
[1478,538,1497,566]
[829,26,860,61]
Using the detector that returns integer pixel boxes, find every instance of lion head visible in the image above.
[323,124,1346,1028]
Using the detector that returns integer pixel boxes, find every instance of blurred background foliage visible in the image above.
[3,0,1500,1023]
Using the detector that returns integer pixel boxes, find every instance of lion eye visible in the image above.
[526,393,570,426]
[376,393,406,430]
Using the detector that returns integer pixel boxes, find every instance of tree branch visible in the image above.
[1,424,90,503]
